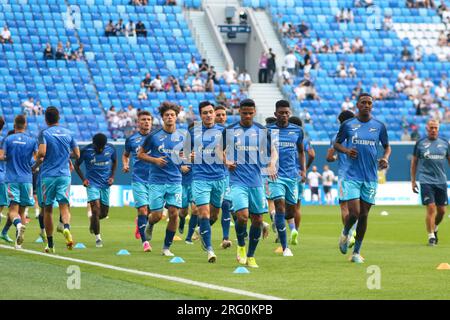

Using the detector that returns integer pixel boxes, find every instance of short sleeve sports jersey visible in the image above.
[336,117,389,182]
[182,164,193,185]
[413,137,449,184]
[267,123,303,179]
[77,143,117,188]
[330,132,349,179]
[296,138,312,177]
[125,131,150,183]
[0,137,5,184]
[3,132,38,183]
[38,125,77,177]
[222,122,271,188]
[142,128,185,184]
[189,123,225,181]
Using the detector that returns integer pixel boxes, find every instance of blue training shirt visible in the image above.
[2,132,38,183]
[0,137,5,184]
[77,143,117,188]
[38,125,78,177]
[267,122,303,179]
[190,123,225,181]
[182,164,193,185]
[297,138,311,178]
[413,137,450,185]
[222,121,271,188]
[330,132,349,179]
[142,127,185,184]
[124,131,150,183]
[336,117,389,182]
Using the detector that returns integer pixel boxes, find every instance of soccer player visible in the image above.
[267,100,305,257]
[326,110,357,246]
[410,119,449,246]
[180,161,197,240]
[74,133,117,248]
[223,99,277,268]
[322,165,335,205]
[335,93,391,263]
[0,115,38,249]
[214,105,233,248]
[307,166,322,204]
[188,101,228,263]
[36,107,80,253]
[264,117,277,231]
[138,102,185,257]
[287,116,315,245]
[0,118,13,244]
[123,111,153,252]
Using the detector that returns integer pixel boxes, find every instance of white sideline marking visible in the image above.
[0,244,283,300]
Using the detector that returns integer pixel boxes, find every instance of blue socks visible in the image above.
[221,200,232,240]
[163,229,175,249]
[47,236,54,248]
[199,217,212,251]
[2,219,12,235]
[275,213,288,250]
[247,224,262,257]
[179,215,186,233]
[235,221,247,247]
[12,218,21,227]
[354,240,362,254]
[186,214,198,241]
[38,214,45,230]
[64,223,70,230]
[137,215,147,242]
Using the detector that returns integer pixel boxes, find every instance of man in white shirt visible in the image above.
[22,97,35,115]
[0,25,12,44]
[352,37,364,53]
[398,67,408,83]
[307,166,322,204]
[312,37,324,52]
[237,70,252,90]
[187,57,199,75]
[342,38,352,53]
[284,50,297,75]
[150,75,163,91]
[191,75,204,91]
[341,97,354,111]
[434,82,448,100]
[322,165,335,205]
[222,66,237,84]
[280,67,292,85]
[370,84,382,100]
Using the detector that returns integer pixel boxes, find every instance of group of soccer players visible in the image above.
[0,93,448,267]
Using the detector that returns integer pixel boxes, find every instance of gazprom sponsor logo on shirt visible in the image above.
[277,142,296,148]
[423,150,446,160]
[351,134,376,146]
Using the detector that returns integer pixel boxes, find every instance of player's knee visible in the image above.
[274,200,285,213]
[137,206,148,216]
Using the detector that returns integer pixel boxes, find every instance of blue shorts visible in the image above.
[298,181,305,202]
[269,177,299,205]
[420,184,448,206]
[132,182,150,208]
[223,176,232,202]
[182,183,193,209]
[263,177,273,200]
[149,183,182,211]
[0,183,9,207]
[7,183,34,207]
[42,176,71,206]
[87,186,110,206]
[340,180,378,205]
[230,185,268,214]
[192,179,226,208]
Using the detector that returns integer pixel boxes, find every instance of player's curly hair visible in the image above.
[45,106,60,125]
[158,101,180,117]
[93,133,107,149]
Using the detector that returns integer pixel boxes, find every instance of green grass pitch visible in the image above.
[1,205,449,300]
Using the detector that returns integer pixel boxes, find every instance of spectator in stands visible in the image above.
[284,50,297,76]
[216,89,228,108]
[299,108,312,124]
[395,79,406,93]
[413,46,423,62]
[342,38,352,53]
[166,0,177,5]
[64,41,72,58]
[294,83,307,101]
[230,90,240,108]
[22,97,35,116]
[423,77,434,90]
[205,73,215,92]
[352,37,364,53]
[438,0,448,16]
[136,21,147,37]
[105,20,115,36]
[199,59,209,72]
[320,40,332,53]
[337,61,347,78]
[280,66,292,85]
[72,43,85,61]
[348,63,357,78]
[438,31,447,46]
[383,15,394,31]
[192,74,205,92]
[401,46,412,61]
[34,101,43,116]
[341,97,354,111]
[332,41,343,53]
[142,73,152,90]
[181,74,192,92]
[127,104,138,124]
[370,83,382,100]
[126,20,136,37]
[223,65,237,84]
[138,82,148,100]
[352,81,363,99]
[0,25,13,44]
[115,19,125,36]
[294,35,306,53]
[298,21,310,38]
[355,0,374,8]
[208,66,218,85]
[312,37,324,53]
[380,84,395,99]
[107,106,117,122]
[238,70,252,90]
[150,74,164,92]
[416,0,436,9]
[444,107,450,122]
[267,48,276,83]
[344,9,354,23]
[335,9,344,23]
[178,106,187,124]
[187,57,199,75]
[55,41,66,60]
[435,81,448,100]
[186,105,196,125]
[238,88,248,102]
[398,67,408,83]
[401,128,411,141]
[280,21,290,36]
[301,74,319,100]
[258,51,268,83]
[406,0,416,8]
[43,43,54,59]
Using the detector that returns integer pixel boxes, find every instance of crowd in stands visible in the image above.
[21,97,43,116]
[43,42,85,61]
[335,8,354,23]
[258,49,276,83]
[107,105,139,139]
[105,19,147,37]
[130,0,176,5]
[406,0,436,9]
[0,25,12,44]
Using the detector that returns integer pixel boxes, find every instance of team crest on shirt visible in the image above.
[351,124,361,131]
[159,135,167,141]
[105,152,111,156]
[288,131,296,135]
[423,143,431,149]
[369,128,378,132]
[136,138,142,143]
[437,144,445,148]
